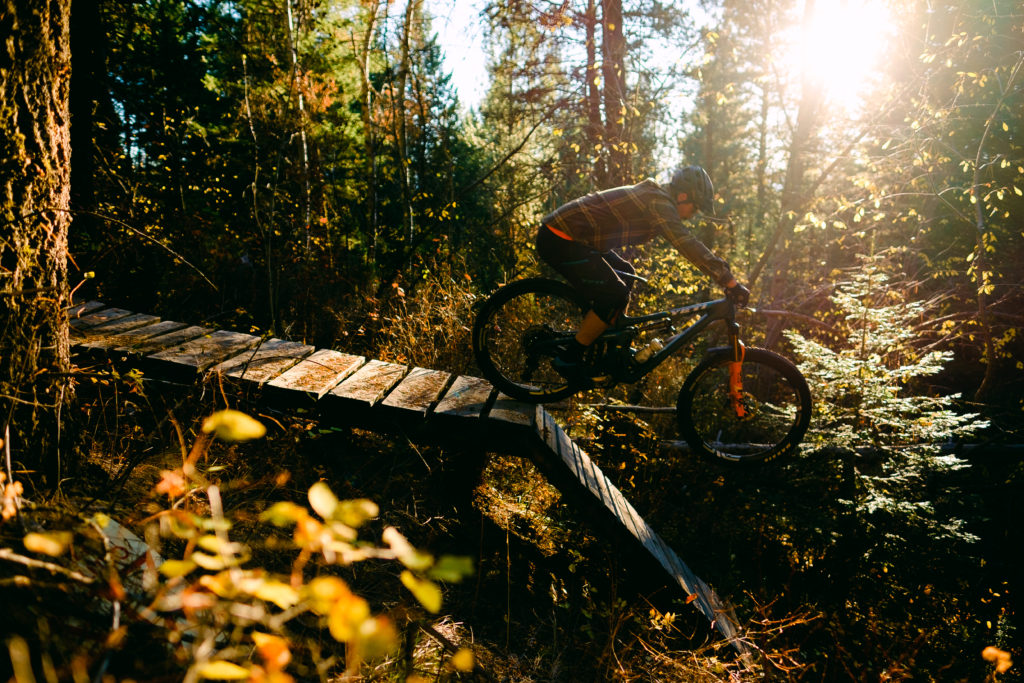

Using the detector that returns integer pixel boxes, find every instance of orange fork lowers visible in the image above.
[728,340,747,419]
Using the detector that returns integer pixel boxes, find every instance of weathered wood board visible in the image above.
[264,349,365,402]
[89,320,190,353]
[210,338,315,386]
[326,359,407,408]
[381,367,452,416]
[73,313,161,346]
[533,408,744,648]
[147,330,261,377]
[68,301,107,320]
[117,325,212,355]
[433,376,493,419]
[488,393,536,428]
[69,307,134,330]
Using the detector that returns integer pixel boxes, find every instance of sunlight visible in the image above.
[791,0,892,111]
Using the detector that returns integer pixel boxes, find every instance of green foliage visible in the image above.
[788,258,988,453]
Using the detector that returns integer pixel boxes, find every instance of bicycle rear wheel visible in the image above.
[677,347,811,464]
[472,278,588,403]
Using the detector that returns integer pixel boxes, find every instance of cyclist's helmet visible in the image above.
[668,165,715,216]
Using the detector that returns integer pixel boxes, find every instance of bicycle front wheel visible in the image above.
[677,347,811,464]
[472,278,588,403]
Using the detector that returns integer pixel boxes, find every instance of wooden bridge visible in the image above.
[68,300,749,654]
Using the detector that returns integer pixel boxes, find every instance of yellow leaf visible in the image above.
[383,527,433,571]
[191,552,229,571]
[334,499,378,528]
[196,660,250,679]
[199,572,236,598]
[308,482,338,520]
[305,576,350,615]
[201,410,266,442]
[159,559,197,578]
[451,648,475,672]
[252,632,292,670]
[356,616,399,659]
[327,590,371,641]
[428,555,474,583]
[400,570,442,613]
[23,532,73,557]
[260,501,308,527]
[254,581,301,609]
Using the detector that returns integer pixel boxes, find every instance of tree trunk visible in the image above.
[583,0,605,185]
[601,0,628,186]
[357,0,381,268]
[395,0,420,242]
[0,0,74,487]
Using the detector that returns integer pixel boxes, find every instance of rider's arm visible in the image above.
[649,191,736,286]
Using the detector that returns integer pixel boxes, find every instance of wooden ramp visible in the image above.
[69,300,748,652]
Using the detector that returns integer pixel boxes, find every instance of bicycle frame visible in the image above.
[601,297,742,385]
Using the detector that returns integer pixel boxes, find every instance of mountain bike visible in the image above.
[471,277,812,464]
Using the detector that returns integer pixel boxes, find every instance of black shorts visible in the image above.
[536,225,635,324]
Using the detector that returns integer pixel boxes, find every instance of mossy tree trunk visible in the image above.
[0,0,74,487]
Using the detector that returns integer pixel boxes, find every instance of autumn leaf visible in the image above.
[23,531,73,557]
[450,648,475,672]
[982,646,1013,674]
[195,660,250,679]
[201,410,266,442]
[252,632,292,671]
[400,570,442,613]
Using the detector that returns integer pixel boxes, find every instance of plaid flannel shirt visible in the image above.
[541,179,734,286]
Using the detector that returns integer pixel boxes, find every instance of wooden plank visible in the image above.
[148,330,261,376]
[265,349,365,401]
[73,313,160,346]
[70,307,134,330]
[433,376,493,418]
[381,367,452,415]
[120,325,212,355]
[327,359,407,407]
[89,320,189,352]
[210,338,315,386]
[487,393,536,428]
[532,409,745,650]
[68,300,106,319]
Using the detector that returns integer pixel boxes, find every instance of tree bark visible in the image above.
[583,0,605,185]
[601,0,628,186]
[0,0,74,487]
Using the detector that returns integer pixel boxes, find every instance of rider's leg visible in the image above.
[536,225,630,379]
[576,310,610,345]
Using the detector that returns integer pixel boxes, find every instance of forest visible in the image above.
[0,0,1021,680]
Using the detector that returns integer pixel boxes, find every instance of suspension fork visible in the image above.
[726,320,748,419]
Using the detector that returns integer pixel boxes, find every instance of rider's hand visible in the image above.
[725,282,751,307]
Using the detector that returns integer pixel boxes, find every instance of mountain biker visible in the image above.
[536,165,750,383]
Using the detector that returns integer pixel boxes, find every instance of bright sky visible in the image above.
[424,0,891,115]
[426,0,489,108]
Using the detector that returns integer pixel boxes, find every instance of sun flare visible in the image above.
[793,0,892,111]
